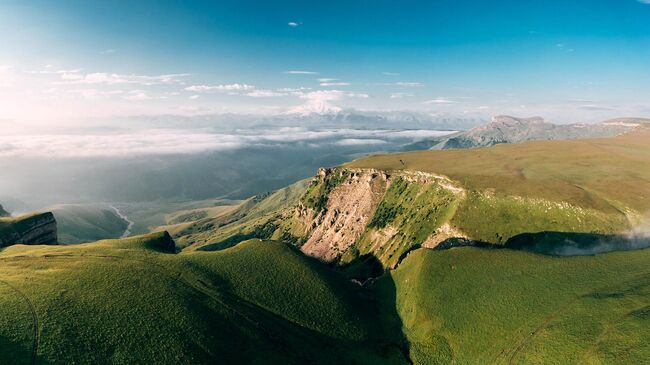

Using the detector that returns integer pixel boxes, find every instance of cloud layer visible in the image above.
[0,127,454,158]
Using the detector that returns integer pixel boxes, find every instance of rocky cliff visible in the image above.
[275,168,468,269]
[0,204,8,217]
[0,212,58,247]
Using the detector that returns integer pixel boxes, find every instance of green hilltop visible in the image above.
[0,233,408,364]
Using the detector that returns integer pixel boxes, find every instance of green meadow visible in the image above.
[1,233,649,363]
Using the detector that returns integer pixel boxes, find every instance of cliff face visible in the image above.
[271,164,630,270]
[283,168,467,268]
[0,204,9,217]
[0,212,58,247]
[298,169,391,262]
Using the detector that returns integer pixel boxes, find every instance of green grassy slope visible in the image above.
[49,204,129,244]
[180,179,309,251]
[345,129,650,245]
[347,129,650,214]
[116,198,241,237]
[381,246,650,364]
[0,233,407,364]
[1,231,649,363]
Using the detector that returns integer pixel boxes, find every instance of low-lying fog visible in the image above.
[0,112,472,211]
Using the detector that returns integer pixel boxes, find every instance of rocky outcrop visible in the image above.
[292,168,468,268]
[0,212,58,247]
[0,204,8,217]
[299,169,391,262]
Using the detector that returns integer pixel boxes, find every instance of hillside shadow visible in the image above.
[504,231,650,256]
[0,335,33,365]
[423,231,650,257]
[339,254,412,363]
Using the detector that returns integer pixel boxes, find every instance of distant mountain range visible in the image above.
[425,115,649,150]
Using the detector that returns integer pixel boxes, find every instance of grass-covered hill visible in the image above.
[382,245,650,364]
[183,127,650,274]
[160,180,309,250]
[1,231,649,364]
[0,233,410,364]
[49,204,129,244]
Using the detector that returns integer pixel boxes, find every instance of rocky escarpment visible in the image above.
[269,164,631,270]
[0,212,58,247]
[284,168,467,269]
[298,168,391,262]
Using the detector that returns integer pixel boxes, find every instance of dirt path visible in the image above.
[0,279,39,365]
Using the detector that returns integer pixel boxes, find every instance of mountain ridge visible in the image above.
[428,115,648,149]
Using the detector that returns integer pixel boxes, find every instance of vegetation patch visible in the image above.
[300,169,350,213]
[349,177,460,269]
[452,191,629,244]
[380,246,650,364]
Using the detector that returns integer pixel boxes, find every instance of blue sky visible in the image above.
[1,0,650,124]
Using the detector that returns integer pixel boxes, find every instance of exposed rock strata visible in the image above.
[0,212,58,247]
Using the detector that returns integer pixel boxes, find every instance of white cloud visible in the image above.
[382,72,400,76]
[25,67,83,75]
[246,89,287,97]
[124,90,159,101]
[423,98,458,104]
[277,87,311,92]
[60,72,190,85]
[184,83,255,92]
[0,65,16,87]
[317,78,337,82]
[390,92,413,99]
[189,95,200,100]
[288,90,368,114]
[0,127,456,158]
[0,131,243,157]
[288,21,300,27]
[60,72,84,81]
[100,49,116,54]
[284,70,318,75]
[568,98,595,103]
[579,104,615,111]
[640,0,650,4]
[320,82,350,86]
[66,88,125,100]
[335,138,388,146]
[394,82,423,87]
